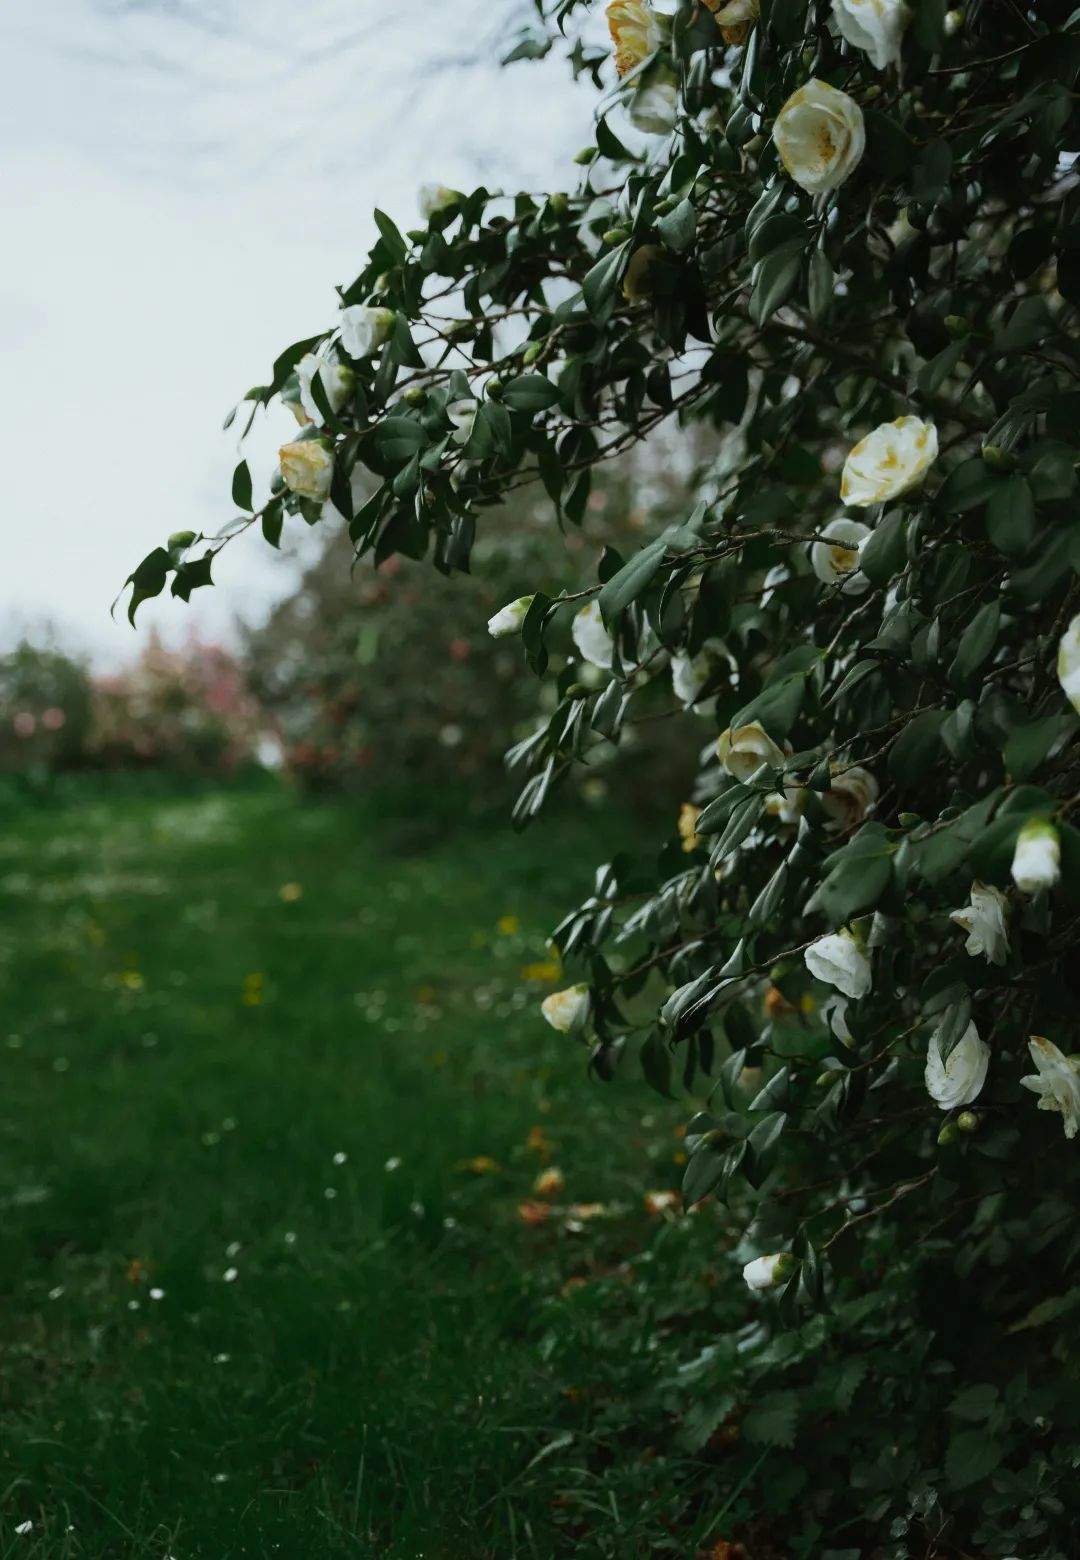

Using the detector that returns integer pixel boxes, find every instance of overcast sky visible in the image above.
[0,0,594,665]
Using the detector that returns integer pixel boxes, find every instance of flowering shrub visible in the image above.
[90,634,267,774]
[0,641,93,772]
[132,0,1080,1550]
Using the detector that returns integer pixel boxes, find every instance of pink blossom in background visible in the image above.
[41,707,67,731]
[13,712,36,738]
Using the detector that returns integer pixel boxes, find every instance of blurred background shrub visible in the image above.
[245,455,700,810]
[0,639,95,774]
[89,634,268,775]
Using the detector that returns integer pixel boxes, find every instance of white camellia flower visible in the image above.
[418,183,461,221]
[607,0,664,77]
[541,983,591,1035]
[773,79,866,196]
[295,353,355,424]
[707,0,760,45]
[831,0,910,70]
[1056,613,1080,714]
[949,881,1009,966]
[760,563,790,606]
[804,929,872,999]
[822,764,879,831]
[671,651,712,708]
[1011,818,1061,894]
[821,993,852,1041]
[278,439,334,502]
[925,1020,990,1110]
[629,73,678,135]
[743,1252,797,1292]
[446,398,477,446]
[340,305,395,360]
[487,596,535,640]
[811,518,871,594]
[840,417,938,507]
[716,722,787,783]
[1020,1035,1080,1140]
[572,601,616,670]
[764,785,804,825]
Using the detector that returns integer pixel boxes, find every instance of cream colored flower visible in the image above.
[607,0,663,76]
[671,651,711,708]
[418,183,461,220]
[487,595,534,639]
[764,785,804,825]
[706,0,760,45]
[541,983,591,1034]
[295,353,355,423]
[278,439,334,502]
[572,601,615,669]
[629,71,678,135]
[743,1252,797,1291]
[1021,1036,1080,1140]
[811,518,871,593]
[623,244,662,302]
[340,305,395,359]
[1011,818,1060,895]
[840,417,938,507]
[1057,613,1080,715]
[805,929,872,999]
[949,881,1009,966]
[822,765,879,832]
[925,1020,989,1110]
[832,0,909,70]
[678,802,702,853]
[447,398,477,446]
[774,79,865,196]
[717,721,787,783]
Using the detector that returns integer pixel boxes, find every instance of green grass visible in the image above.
[0,783,739,1558]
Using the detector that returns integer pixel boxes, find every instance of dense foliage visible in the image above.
[131,0,1080,1550]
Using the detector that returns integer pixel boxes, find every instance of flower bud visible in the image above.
[944,314,969,338]
[742,1252,797,1292]
[403,385,426,406]
[418,183,461,221]
[548,192,569,215]
[487,596,535,640]
[168,530,197,551]
[340,306,395,360]
[981,444,1016,470]
[937,1121,958,1147]
[573,146,599,165]
[521,343,543,365]
[925,1021,989,1110]
[1011,818,1061,895]
[603,227,631,246]
[956,1110,980,1134]
[541,984,591,1035]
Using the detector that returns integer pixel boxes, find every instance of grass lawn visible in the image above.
[0,782,744,1559]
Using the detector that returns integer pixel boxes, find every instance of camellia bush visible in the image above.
[130,0,1080,1550]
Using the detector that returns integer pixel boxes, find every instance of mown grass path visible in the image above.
[0,785,730,1559]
